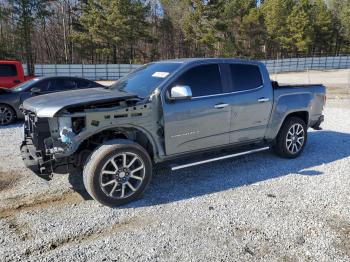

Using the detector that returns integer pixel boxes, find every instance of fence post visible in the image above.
[296,55,299,72]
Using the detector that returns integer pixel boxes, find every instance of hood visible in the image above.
[23,87,137,117]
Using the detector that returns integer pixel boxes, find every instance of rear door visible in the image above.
[0,63,20,88]
[227,63,273,144]
[162,63,232,155]
[47,78,77,93]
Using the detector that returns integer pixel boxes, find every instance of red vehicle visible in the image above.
[0,60,35,88]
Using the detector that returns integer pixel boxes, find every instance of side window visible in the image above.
[50,79,77,91]
[229,64,263,92]
[33,80,49,91]
[173,64,223,97]
[76,79,93,88]
[0,64,17,77]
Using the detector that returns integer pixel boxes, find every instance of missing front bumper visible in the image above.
[20,139,46,174]
[21,138,77,176]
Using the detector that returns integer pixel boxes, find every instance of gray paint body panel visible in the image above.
[21,58,326,164]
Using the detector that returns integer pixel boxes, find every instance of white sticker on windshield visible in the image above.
[152,72,169,78]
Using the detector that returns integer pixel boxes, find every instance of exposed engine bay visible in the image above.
[21,94,163,174]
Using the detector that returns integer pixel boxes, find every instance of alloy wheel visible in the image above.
[99,152,145,199]
[286,123,305,154]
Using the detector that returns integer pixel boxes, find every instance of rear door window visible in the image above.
[50,79,77,91]
[0,64,17,77]
[229,64,263,92]
[76,79,94,88]
[172,64,223,97]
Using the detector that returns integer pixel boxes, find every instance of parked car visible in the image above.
[0,60,35,88]
[20,58,326,206]
[0,76,104,125]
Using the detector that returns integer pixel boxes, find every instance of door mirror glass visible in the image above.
[30,87,41,94]
[170,85,192,100]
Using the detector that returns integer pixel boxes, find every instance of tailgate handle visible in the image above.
[214,103,229,109]
[258,97,270,103]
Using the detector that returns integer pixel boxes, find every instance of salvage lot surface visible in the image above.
[0,103,350,261]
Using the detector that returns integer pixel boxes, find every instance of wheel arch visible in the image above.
[283,111,309,126]
[74,124,159,164]
[276,111,309,136]
[265,109,310,141]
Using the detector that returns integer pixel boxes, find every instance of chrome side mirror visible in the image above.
[170,85,192,100]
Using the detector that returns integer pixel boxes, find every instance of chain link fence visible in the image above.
[24,55,350,81]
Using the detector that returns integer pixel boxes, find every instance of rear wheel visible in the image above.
[273,117,307,158]
[0,104,16,126]
[83,140,152,207]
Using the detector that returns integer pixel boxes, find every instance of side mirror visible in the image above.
[31,87,41,94]
[169,85,192,100]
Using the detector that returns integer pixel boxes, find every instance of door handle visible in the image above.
[258,97,270,103]
[214,103,229,109]
[13,80,21,84]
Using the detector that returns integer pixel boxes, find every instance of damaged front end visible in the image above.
[20,95,160,175]
[20,112,80,175]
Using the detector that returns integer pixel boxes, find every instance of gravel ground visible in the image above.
[0,103,350,261]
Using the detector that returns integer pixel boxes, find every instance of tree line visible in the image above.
[0,0,350,74]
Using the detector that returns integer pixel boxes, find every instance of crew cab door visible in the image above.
[227,63,273,144]
[162,63,231,155]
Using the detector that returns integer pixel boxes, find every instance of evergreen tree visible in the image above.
[240,7,266,58]
[72,0,150,63]
[261,0,294,56]
[7,0,49,74]
[285,0,314,54]
[312,0,335,53]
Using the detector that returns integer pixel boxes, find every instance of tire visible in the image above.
[273,117,307,159]
[83,140,152,207]
[0,104,16,126]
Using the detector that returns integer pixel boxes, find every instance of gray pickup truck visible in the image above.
[21,58,325,206]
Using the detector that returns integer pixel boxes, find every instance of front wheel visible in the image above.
[273,117,307,158]
[83,140,152,207]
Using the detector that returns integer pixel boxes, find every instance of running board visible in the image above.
[171,146,270,171]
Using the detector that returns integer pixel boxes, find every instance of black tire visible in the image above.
[83,140,152,207]
[273,117,307,159]
[0,104,16,126]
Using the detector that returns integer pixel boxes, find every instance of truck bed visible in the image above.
[272,81,323,89]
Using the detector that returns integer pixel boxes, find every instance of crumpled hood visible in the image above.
[23,87,137,117]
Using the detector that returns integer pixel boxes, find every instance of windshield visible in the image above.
[109,63,181,98]
[12,78,40,92]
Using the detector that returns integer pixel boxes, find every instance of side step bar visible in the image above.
[171,146,270,171]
